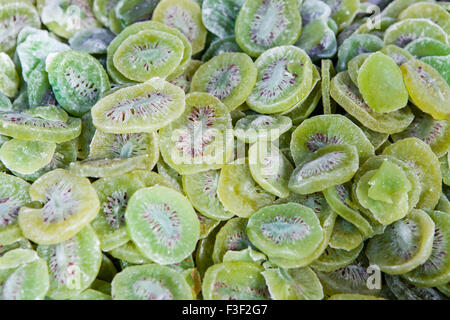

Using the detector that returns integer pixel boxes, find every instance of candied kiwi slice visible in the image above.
[403,210,450,287]
[262,266,324,300]
[125,186,200,265]
[246,46,313,114]
[311,243,364,272]
[321,59,336,114]
[235,0,302,57]
[106,21,192,84]
[357,52,408,113]
[70,130,159,178]
[249,141,294,198]
[289,144,359,195]
[190,52,257,111]
[18,169,100,245]
[365,209,435,275]
[330,71,415,134]
[290,114,374,166]
[113,30,185,82]
[0,249,49,300]
[0,110,81,143]
[0,139,55,175]
[0,173,30,246]
[247,203,323,261]
[323,183,373,238]
[217,160,276,218]
[234,114,292,144]
[400,59,450,120]
[382,137,442,209]
[329,217,364,251]
[159,92,233,175]
[46,50,110,117]
[92,78,185,134]
[202,261,270,300]
[37,225,102,299]
[111,264,194,300]
[385,274,445,300]
[152,0,207,55]
[182,170,234,221]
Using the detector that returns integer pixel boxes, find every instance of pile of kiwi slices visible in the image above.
[0,0,449,301]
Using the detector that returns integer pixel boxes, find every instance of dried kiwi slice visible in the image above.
[107,241,152,265]
[321,59,336,114]
[217,160,276,218]
[365,209,435,275]
[235,0,302,57]
[385,274,446,300]
[249,141,294,198]
[329,217,364,251]
[0,173,30,246]
[401,59,450,120]
[290,114,374,166]
[289,144,359,194]
[160,92,233,175]
[234,114,292,143]
[92,78,185,134]
[190,52,257,111]
[37,225,102,299]
[336,34,384,72]
[153,0,207,55]
[113,30,185,82]
[182,170,234,221]
[70,130,159,178]
[125,186,200,265]
[112,264,194,300]
[262,266,324,300]
[0,52,19,98]
[246,46,313,114]
[382,137,442,209]
[311,243,364,272]
[323,183,373,237]
[0,248,49,300]
[202,261,270,300]
[330,71,415,134]
[46,50,110,117]
[106,21,192,84]
[68,28,116,55]
[18,169,100,245]
[247,203,323,261]
[403,210,450,287]
[167,59,203,93]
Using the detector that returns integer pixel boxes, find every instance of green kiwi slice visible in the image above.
[248,141,294,198]
[385,274,446,300]
[202,261,270,299]
[262,266,324,300]
[247,203,323,261]
[107,241,152,265]
[290,114,374,166]
[167,59,203,93]
[182,170,234,221]
[329,217,365,251]
[246,46,313,114]
[0,52,19,98]
[212,217,254,264]
[289,144,359,194]
[295,18,337,62]
[380,44,413,66]
[0,0,41,54]
[234,114,292,144]
[160,92,233,174]
[113,30,185,82]
[68,28,116,55]
[91,173,145,251]
[18,169,100,245]
[330,71,415,134]
[0,248,49,300]
[311,243,364,272]
[321,59,336,114]
[125,186,200,265]
[70,130,159,178]
[217,160,276,218]
[153,0,207,55]
[0,173,30,246]
[201,36,243,61]
[37,225,102,299]
[27,63,56,108]
[92,78,185,134]
[403,210,450,287]
[111,264,194,300]
[106,21,192,84]
[191,52,257,111]
[323,183,373,237]
[421,55,450,85]
[365,209,435,275]
[46,50,110,117]
[0,139,55,175]
[382,137,442,209]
